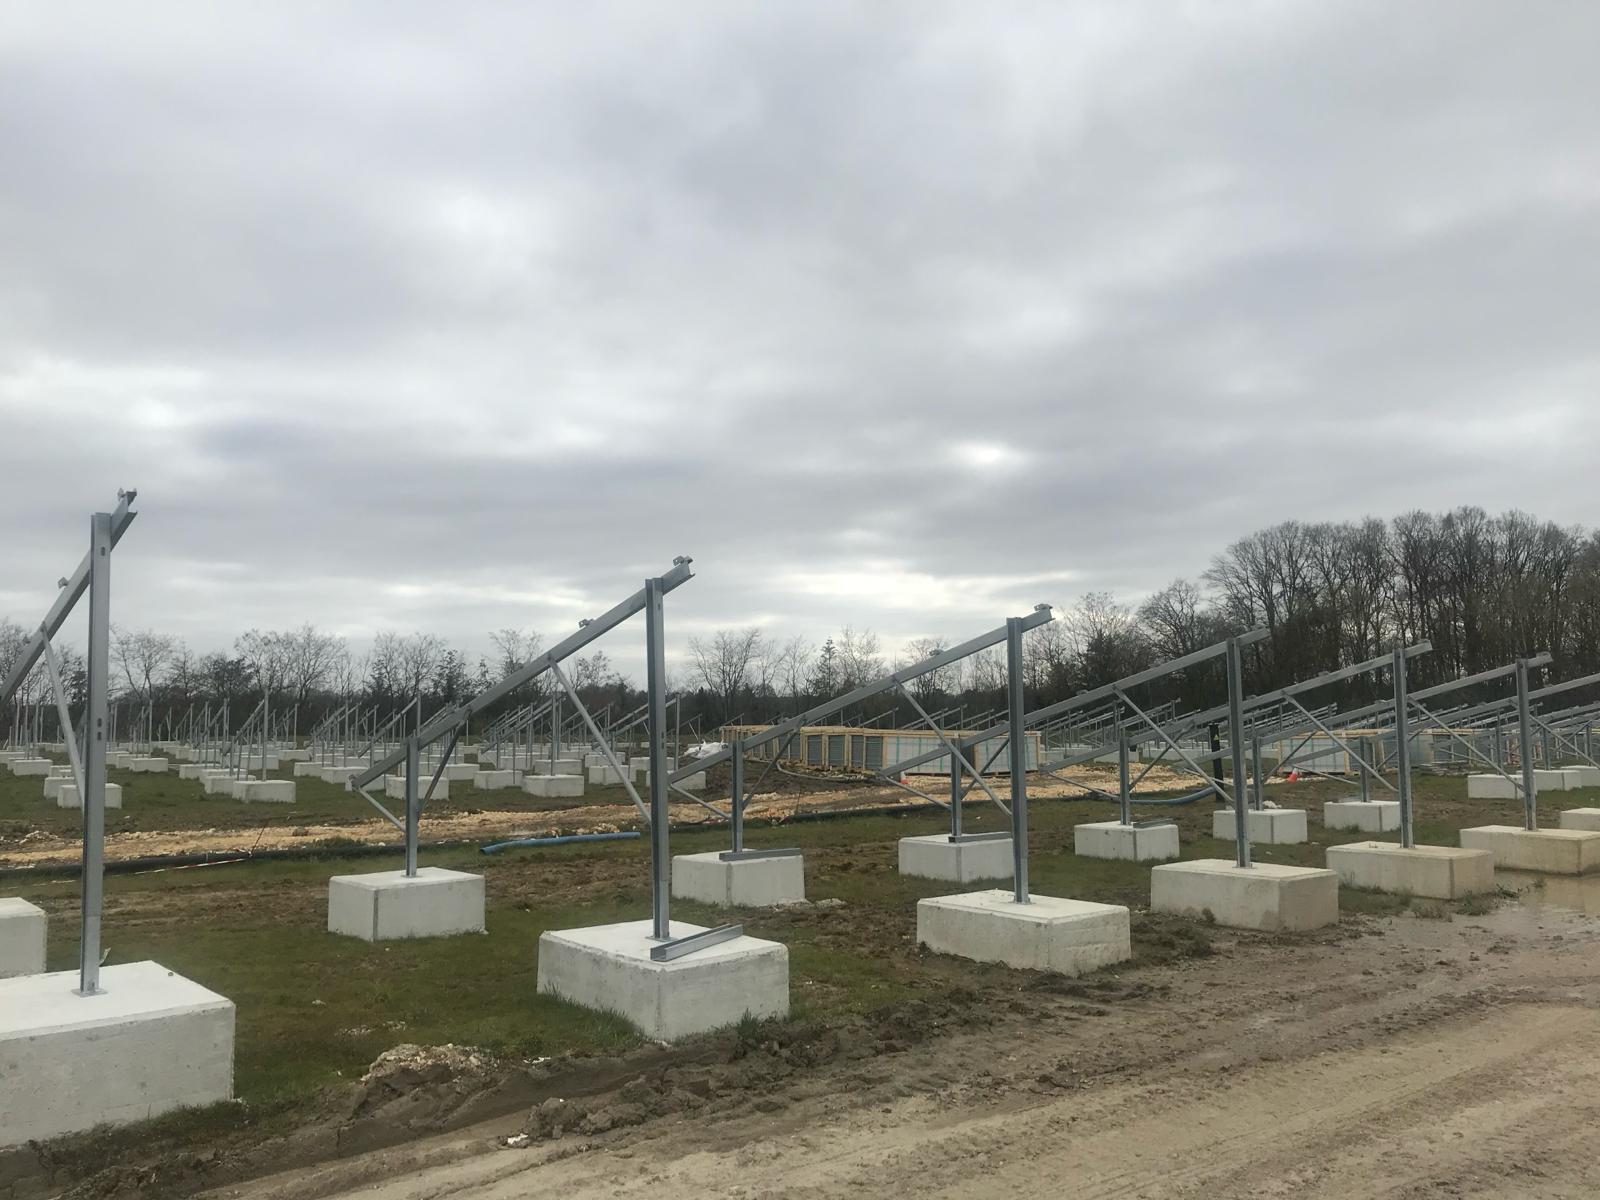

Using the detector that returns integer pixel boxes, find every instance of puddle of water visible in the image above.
[1497,869,1600,917]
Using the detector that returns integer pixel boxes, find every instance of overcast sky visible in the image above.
[2,2,1597,677]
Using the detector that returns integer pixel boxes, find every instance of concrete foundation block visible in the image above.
[1323,799,1402,833]
[319,765,363,784]
[898,834,1014,882]
[128,757,169,773]
[1533,769,1570,792]
[292,760,322,777]
[671,852,806,907]
[0,961,234,1147]
[474,769,520,790]
[675,771,708,791]
[56,783,123,809]
[277,749,311,762]
[916,890,1132,976]
[1467,774,1518,800]
[587,764,628,786]
[532,758,584,776]
[524,774,584,798]
[0,899,47,978]
[1559,766,1600,789]
[238,779,295,803]
[1460,825,1600,874]
[327,868,486,941]
[201,772,238,795]
[42,776,69,801]
[1211,808,1309,845]
[178,763,209,780]
[536,919,788,1042]
[1151,858,1340,932]
[1325,841,1495,899]
[1073,821,1180,862]
[385,774,449,802]
[9,759,53,777]
[443,763,479,782]
[1558,808,1600,832]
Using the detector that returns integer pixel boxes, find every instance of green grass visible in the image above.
[6,768,1582,1107]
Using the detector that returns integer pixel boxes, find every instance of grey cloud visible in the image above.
[2,0,1598,680]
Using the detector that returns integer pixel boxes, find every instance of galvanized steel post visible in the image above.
[1227,636,1250,869]
[78,511,112,996]
[1517,657,1537,831]
[1007,616,1029,903]
[645,575,672,939]
[1393,647,1415,849]
[404,734,420,876]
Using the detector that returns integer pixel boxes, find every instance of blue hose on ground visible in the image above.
[479,831,641,854]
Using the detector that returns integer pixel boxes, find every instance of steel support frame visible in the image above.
[0,493,135,999]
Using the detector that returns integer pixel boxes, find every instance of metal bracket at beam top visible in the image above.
[948,831,1011,844]
[650,922,744,962]
[717,847,801,862]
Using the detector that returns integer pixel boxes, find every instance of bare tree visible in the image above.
[687,627,763,722]
[281,624,345,708]
[836,626,884,691]
[901,636,957,705]
[235,629,288,696]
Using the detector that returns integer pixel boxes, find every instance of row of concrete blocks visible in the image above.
[1467,765,1600,797]
[189,770,297,802]
[13,806,1600,1147]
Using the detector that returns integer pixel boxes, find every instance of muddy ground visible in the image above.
[189,880,1600,1199]
[6,769,1600,1198]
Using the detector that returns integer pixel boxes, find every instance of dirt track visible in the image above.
[205,885,1600,1200]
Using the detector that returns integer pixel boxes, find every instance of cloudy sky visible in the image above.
[2,1,1597,676]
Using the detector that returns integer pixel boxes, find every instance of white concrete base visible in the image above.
[917,890,1131,976]
[443,762,479,782]
[898,834,1014,882]
[0,898,46,978]
[675,771,708,791]
[42,775,69,800]
[1558,807,1600,832]
[1151,858,1340,932]
[588,764,637,786]
[1324,841,1495,899]
[327,868,486,941]
[1533,768,1571,792]
[671,852,806,907]
[128,757,169,773]
[292,760,322,777]
[1460,825,1600,874]
[524,774,584,798]
[536,919,788,1042]
[1560,765,1600,789]
[532,758,583,776]
[386,773,449,802]
[0,960,234,1147]
[179,762,210,780]
[474,769,520,790]
[1467,773,1519,799]
[1211,808,1309,844]
[277,749,311,762]
[9,759,52,777]
[56,782,123,809]
[1073,821,1180,862]
[319,765,364,784]
[201,771,237,795]
[238,779,295,803]
[1323,799,1402,833]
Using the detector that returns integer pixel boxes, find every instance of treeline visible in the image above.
[3,507,1596,739]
